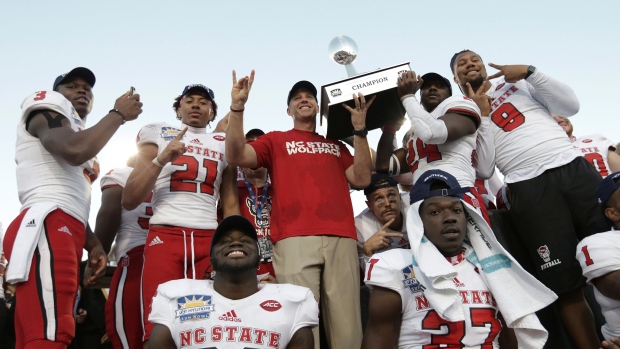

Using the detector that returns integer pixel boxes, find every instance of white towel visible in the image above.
[6,202,58,283]
[407,199,557,349]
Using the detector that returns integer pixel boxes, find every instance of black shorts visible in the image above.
[508,157,609,295]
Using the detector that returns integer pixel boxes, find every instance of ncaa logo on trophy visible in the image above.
[320,35,410,140]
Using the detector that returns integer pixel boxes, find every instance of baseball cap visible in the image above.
[245,128,265,141]
[421,72,452,96]
[182,84,215,100]
[53,67,96,91]
[597,172,620,207]
[210,215,258,254]
[287,80,317,105]
[409,170,470,204]
[364,173,398,196]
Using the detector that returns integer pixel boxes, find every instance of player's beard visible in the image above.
[212,256,260,274]
[466,75,485,92]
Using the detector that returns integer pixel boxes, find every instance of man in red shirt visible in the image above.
[225,72,374,349]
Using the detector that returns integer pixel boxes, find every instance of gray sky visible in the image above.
[1,0,619,229]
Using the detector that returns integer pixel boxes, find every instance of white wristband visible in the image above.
[388,153,401,175]
[152,157,164,168]
[402,96,448,144]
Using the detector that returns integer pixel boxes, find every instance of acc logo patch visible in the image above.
[401,265,425,294]
[213,135,225,141]
[495,82,506,91]
[260,300,282,312]
[582,139,592,143]
[161,127,183,141]
[175,295,215,322]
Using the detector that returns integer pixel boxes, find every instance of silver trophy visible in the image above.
[321,35,409,139]
[328,35,358,77]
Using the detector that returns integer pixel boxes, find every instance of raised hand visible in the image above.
[397,71,423,98]
[486,63,530,83]
[113,91,143,121]
[342,93,377,130]
[362,218,403,256]
[465,80,493,116]
[157,127,188,164]
[231,70,255,110]
[84,245,108,286]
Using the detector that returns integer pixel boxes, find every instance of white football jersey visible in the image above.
[149,279,319,349]
[355,205,410,267]
[16,90,98,224]
[364,249,501,349]
[137,123,228,229]
[100,167,152,262]
[405,96,481,187]
[576,232,620,341]
[488,79,580,183]
[572,134,615,177]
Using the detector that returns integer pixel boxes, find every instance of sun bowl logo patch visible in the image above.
[161,127,183,141]
[401,265,425,293]
[175,295,215,322]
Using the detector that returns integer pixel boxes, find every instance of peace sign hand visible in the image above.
[362,218,403,257]
[157,127,188,165]
[465,80,493,116]
[342,93,377,130]
[486,63,530,83]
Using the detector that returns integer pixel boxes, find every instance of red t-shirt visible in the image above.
[250,129,356,243]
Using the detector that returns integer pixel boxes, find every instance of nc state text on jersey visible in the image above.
[186,146,224,161]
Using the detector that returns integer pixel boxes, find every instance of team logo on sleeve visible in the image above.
[160,127,183,141]
[401,265,425,293]
[175,295,215,322]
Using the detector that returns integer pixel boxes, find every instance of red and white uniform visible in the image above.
[355,205,410,268]
[238,181,274,276]
[576,232,620,341]
[101,167,152,349]
[487,72,581,183]
[404,96,481,188]
[249,129,356,243]
[571,134,616,177]
[16,90,98,224]
[136,122,228,230]
[365,248,501,348]
[3,90,98,347]
[149,279,319,349]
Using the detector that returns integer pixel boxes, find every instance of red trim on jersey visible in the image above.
[447,107,482,127]
[445,249,465,266]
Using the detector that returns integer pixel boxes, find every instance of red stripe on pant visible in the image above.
[106,244,145,349]
[2,208,85,349]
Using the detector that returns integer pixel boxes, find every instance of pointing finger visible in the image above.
[486,71,504,81]
[383,232,404,238]
[465,82,475,97]
[232,70,237,85]
[488,62,503,70]
[175,127,188,140]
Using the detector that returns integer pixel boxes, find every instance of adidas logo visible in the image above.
[149,236,164,246]
[218,310,241,322]
[25,219,36,228]
[58,226,72,235]
[190,138,203,145]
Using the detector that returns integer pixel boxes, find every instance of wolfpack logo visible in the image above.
[175,295,214,322]
[330,88,342,97]
[121,256,130,267]
[160,127,183,141]
[401,265,425,293]
[537,245,551,262]
[245,195,272,229]
[260,300,282,312]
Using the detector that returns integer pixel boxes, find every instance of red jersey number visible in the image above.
[170,155,219,195]
[422,308,500,349]
[366,259,380,280]
[581,245,594,266]
[583,153,609,177]
[491,103,525,132]
[407,138,443,173]
[137,193,154,230]
[34,91,47,101]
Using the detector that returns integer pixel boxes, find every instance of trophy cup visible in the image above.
[321,35,410,140]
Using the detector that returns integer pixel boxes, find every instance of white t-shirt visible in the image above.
[365,249,501,348]
[576,232,620,341]
[16,90,98,224]
[404,96,481,187]
[136,123,228,229]
[572,134,616,177]
[487,71,581,183]
[149,279,319,348]
[100,167,152,262]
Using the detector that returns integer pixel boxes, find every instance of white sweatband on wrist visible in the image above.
[388,153,401,175]
[152,158,164,168]
[402,96,448,144]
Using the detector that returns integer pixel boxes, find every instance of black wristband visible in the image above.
[109,109,126,125]
[524,65,536,80]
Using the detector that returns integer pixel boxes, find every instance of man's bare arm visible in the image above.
[286,326,314,349]
[361,286,402,349]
